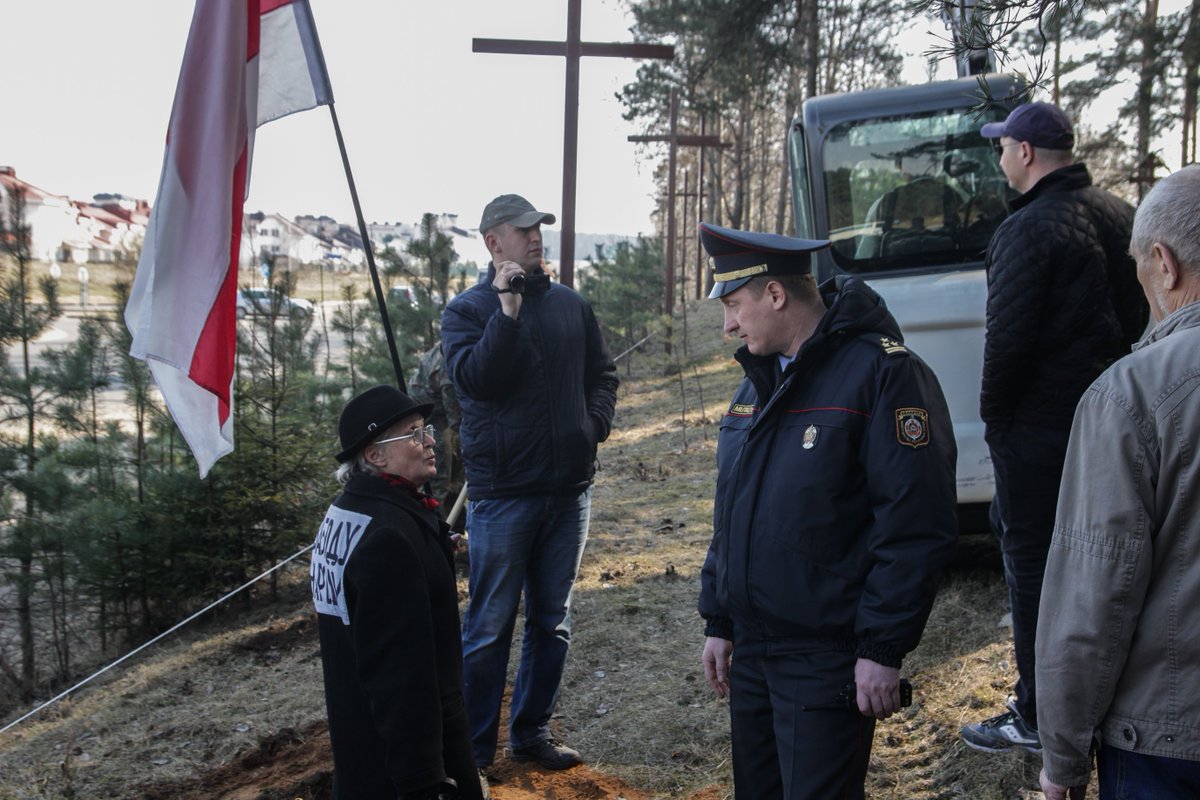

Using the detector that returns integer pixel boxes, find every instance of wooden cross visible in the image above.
[474,0,673,288]
[628,90,726,317]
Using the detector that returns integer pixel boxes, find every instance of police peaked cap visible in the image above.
[699,222,831,299]
[335,385,434,463]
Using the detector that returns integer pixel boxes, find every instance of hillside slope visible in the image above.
[0,298,1059,799]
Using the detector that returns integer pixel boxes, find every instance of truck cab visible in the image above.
[788,74,1027,517]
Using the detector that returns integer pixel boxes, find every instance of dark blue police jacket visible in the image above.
[699,276,958,667]
[441,263,619,499]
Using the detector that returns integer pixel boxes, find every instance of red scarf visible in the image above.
[379,473,441,512]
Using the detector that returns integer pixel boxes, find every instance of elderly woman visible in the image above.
[311,385,483,800]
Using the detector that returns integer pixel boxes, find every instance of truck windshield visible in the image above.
[821,107,1014,274]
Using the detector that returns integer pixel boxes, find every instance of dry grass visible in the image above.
[0,296,1074,799]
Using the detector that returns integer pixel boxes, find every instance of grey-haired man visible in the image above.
[1037,165,1200,798]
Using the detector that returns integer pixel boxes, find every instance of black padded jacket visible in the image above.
[980,163,1148,431]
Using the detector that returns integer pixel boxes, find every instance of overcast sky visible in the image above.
[12,2,1177,239]
[3,0,678,236]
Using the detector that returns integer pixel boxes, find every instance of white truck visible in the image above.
[788,71,1027,527]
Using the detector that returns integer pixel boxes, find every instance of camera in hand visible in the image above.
[508,272,526,294]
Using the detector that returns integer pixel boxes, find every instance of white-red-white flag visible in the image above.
[125,0,333,477]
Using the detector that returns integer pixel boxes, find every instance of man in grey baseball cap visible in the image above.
[478,194,556,234]
[442,197,618,772]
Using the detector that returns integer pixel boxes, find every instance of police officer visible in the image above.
[697,222,958,799]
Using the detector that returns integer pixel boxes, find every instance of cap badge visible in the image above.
[895,408,929,448]
[802,424,819,450]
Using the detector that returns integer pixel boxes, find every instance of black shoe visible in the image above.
[510,738,582,770]
[959,699,1042,754]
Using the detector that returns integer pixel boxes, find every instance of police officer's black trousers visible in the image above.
[729,648,875,800]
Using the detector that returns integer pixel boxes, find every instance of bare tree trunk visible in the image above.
[1182,0,1200,165]
[777,0,811,235]
[804,0,819,99]
[775,143,793,235]
[726,98,750,229]
[756,109,769,231]
[1136,0,1160,200]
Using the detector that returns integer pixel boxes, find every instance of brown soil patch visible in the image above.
[137,715,725,800]
[139,721,333,800]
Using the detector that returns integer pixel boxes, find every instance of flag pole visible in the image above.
[327,104,407,392]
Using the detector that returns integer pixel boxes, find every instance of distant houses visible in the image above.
[0,167,147,265]
[0,166,491,275]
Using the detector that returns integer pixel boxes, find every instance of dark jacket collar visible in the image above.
[735,275,902,395]
[1012,163,1092,212]
[343,473,441,530]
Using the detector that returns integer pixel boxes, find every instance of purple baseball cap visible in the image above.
[980,101,1075,150]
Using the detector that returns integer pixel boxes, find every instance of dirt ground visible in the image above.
[131,613,724,800]
[136,714,726,800]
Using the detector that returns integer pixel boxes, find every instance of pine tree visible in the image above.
[0,189,63,698]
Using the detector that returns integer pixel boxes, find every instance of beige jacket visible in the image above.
[1037,300,1200,786]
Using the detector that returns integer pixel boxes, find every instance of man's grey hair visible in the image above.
[1131,164,1200,273]
[334,448,380,486]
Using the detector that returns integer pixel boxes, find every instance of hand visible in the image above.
[1040,768,1087,800]
[702,636,732,698]
[493,260,525,319]
[853,658,901,719]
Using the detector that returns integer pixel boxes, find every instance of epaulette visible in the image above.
[876,334,908,357]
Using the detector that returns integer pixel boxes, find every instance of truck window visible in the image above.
[821,107,1014,274]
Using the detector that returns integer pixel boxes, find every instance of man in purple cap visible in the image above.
[960,101,1148,754]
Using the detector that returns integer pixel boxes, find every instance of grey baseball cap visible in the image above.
[479,194,556,233]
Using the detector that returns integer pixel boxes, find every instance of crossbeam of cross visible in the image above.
[474,0,673,287]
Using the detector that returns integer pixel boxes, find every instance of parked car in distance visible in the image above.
[236,288,313,320]
[387,285,416,307]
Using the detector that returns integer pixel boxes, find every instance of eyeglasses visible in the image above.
[993,140,1020,156]
[374,424,436,448]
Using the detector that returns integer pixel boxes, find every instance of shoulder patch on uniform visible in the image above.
[895,407,930,448]
[879,336,908,356]
[728,403,756,416]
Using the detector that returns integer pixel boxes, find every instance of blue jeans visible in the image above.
[460,488,591,766]
[1099,746,1200,799]
[987,422,1070,728]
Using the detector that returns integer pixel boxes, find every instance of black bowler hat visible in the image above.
[335,385,434,463]
[699,221,830,299]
